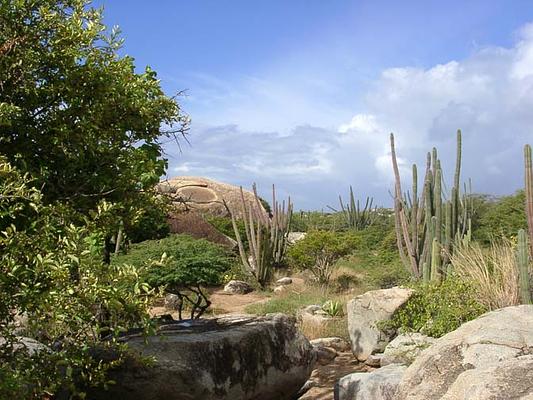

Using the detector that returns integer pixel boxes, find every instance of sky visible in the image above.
[93,0,533,210]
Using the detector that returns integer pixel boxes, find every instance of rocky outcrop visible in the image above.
[396,305,533,400]
[167,212,237,249]
[381,333,436,366]
[440,355,533,399]
[347,287,413,361]
[157,177,266,219]
[335,363,407,400]
[224,280,253,295]
[88,314,315,400]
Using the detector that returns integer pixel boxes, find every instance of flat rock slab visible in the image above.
[88,314,315,400]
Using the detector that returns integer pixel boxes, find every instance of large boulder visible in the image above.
[335,363,407,400]
[157,176,267,219]
[381,333,436,366]
[397,305,533,400]
[347,287,413,361]
[88,314,315,400]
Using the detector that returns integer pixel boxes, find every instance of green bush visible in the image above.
[383,277,488,338]
[113,234,233,318]
[287,230,356,284]
[472,191,527,245]
[206,215,248,247]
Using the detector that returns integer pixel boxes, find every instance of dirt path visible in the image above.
[209,290,269,314]
[300,353,370,400]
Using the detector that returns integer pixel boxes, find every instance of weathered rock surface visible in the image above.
[224,280,253,295]
[167,211,237,249]
[287,232,307,244]
[314,345,338,365]
[310,337,351,353]
[276,277,293,286]
[442,355,533,400]
[335,363,407,400]
[347,287,413,361]
[397,305,533,400]
[0,336,48,356]
[381,333,436,366]
[365,353,384,368]
[157,177,266,219]
[88,314,315,400]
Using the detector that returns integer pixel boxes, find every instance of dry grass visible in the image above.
[298,315,349,340]
[450,240,521,309]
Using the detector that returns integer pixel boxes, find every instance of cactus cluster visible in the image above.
[390,130,472,281]
[227,184,292,288]
[333,186,377,231]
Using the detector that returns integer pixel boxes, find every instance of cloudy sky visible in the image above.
[96,0,533,209]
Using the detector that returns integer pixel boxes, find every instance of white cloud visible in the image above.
[165,22,533,209]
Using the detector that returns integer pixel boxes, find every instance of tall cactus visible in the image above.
[521,144,533,303]
[525,145,533,257]
[390,130,471,280]
[226,184,292,288]
[517,229,531,304]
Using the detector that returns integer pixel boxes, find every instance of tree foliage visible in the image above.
[0,0,187,232]
[287,230,355,284]
[471,191,527,245]
[0,158,155,398]
[113,234,233,319]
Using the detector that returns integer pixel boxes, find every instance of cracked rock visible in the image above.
[396,305,533,399]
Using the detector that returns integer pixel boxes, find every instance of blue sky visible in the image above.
[94,1,533,209]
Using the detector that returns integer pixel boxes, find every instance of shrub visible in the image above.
[472,191,527,245]
[384,278,487,338]
[287,230,355,284]
[322,300,343,317]
[450,240,521,309]
[113,234,233,319]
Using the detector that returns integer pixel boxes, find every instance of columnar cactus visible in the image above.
[517,229,531,304]
[525,144,533,257]
[227,184,292,288]
[390,130,472,280]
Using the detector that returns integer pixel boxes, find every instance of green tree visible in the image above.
[113,234,233,319]
[0,158,154,398]
[0,0,187,240]
[287,230,355,284]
